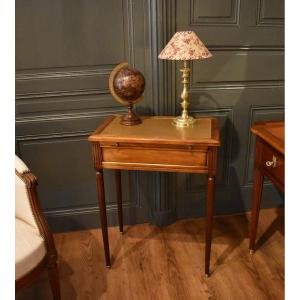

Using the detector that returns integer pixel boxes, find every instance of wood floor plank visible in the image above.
[16,208,284,300]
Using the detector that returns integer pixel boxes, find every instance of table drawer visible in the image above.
[261,143,284,185]
[102,145,207,167]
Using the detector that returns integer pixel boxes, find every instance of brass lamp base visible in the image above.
[173,116,196,127]
[173,60,196,128]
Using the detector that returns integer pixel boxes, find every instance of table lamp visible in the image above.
[158,31,212,127]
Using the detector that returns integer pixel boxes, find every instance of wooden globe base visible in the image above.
[120,103,142,126]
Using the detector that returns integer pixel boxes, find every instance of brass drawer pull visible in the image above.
[104,142,119,147]
[266,155,277,168]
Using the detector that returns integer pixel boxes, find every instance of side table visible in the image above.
[88,115,220,276]
[249,121,284,253]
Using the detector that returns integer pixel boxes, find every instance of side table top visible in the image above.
[251,120,284,155]
[89,115,220,146]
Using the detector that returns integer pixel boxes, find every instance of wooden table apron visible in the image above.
[88,116,220,276]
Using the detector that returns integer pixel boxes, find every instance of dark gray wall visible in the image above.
[16,0,284,232]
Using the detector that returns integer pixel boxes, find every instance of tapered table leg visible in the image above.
[96,170,111,267]
[249,167,264,253]
[205,176,215,277]
[115,169,123,233]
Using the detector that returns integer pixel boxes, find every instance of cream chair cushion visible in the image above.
[15,155,29,174]
[15,218,46,280]
[15,155,39,231]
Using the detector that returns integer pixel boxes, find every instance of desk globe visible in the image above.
[109,62,145,126]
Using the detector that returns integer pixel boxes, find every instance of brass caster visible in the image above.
[249,249,254,255]
[106,265,111,269]
[205,273,209,278]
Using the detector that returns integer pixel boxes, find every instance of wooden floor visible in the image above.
[17,208,284,300]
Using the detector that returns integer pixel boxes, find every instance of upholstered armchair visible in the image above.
[15,155,61,299]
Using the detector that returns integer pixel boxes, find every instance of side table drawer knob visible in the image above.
[266,155,277,168]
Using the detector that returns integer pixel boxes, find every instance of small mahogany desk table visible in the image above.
[88,115,220,276]
[249,121,284,253]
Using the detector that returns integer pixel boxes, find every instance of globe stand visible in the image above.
[120,102,142,126]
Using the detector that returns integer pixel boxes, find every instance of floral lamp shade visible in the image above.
[158,31,212,61]
[158,31,212,127]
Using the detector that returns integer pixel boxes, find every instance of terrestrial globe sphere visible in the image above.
[113,67,145,103]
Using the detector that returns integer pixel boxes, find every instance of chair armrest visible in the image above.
[15,155,57,256]
[15,156,39,231]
